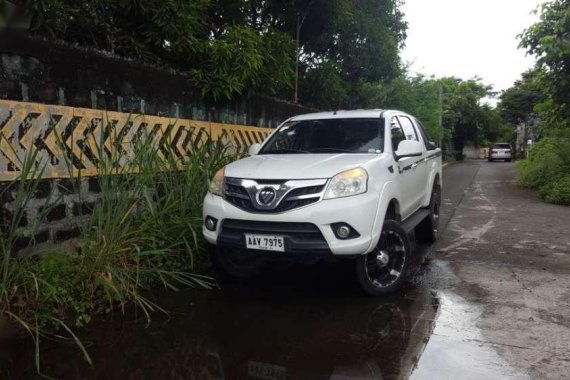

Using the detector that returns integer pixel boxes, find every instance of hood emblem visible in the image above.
[257,187,276,205]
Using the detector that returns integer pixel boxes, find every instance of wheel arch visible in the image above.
[385,198,402,222]
[423,166,442,206]
[367,181,401,254]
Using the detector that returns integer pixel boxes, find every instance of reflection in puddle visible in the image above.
[0,262,524,379]
[1,285,437,379]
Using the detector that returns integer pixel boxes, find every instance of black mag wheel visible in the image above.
[356,220,411,296]
[211,245,265,279]
[415,182,441,243]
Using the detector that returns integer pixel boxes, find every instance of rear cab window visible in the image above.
[414,118,437,151]
[397,116,419,142]
[390,117,406,152]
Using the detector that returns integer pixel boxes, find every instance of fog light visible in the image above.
[331,223,360,240]
[205,216,218,231]
[337,225,351,239]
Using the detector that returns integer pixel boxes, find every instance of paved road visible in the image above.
[1,160,568,379]
[433,160,570,380]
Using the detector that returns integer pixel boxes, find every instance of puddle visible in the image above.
[0,260,526,379]
[412,291,528,380]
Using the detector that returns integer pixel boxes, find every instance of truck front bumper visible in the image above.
[202,192,380,256]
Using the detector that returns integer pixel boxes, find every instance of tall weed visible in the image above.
[0,145,80,373]
[1,117,241,371]
[517,138,570,205]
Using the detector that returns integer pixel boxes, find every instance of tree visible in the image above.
[15,0,407,107]
[478,105,515,146]
[15,0,295,101]
[519,0,570,130]
[358,74,442,142]
[498,69,545,152]
[189,26,295,100]
[498,69,545,125]
[268,0,407,107]
[439,77,494,154]
[300,61,350,109]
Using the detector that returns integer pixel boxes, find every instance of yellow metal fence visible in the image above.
[0,100,272,181]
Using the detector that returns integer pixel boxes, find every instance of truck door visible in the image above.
[393,115,428,217]
[390,117,415,219]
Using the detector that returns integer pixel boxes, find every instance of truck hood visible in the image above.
[224,154,378,179]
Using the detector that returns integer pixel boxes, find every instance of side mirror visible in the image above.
[395,140,423,160]
[248,143,261,156]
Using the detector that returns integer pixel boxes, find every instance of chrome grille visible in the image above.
[224,177,327,213]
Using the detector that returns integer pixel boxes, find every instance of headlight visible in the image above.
[209,168,225,196]
[324,168,368,199]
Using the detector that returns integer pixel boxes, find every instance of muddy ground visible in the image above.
[0,160,568,379]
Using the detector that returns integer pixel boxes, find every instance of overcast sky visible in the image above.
[401,0,548,97]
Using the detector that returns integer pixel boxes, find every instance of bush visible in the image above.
[517,138,570,205]
[517,139,570,187]
[539,175,570,205]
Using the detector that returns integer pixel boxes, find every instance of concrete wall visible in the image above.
[0,31,313,128]
[463,145,480,159]
[0,178,101,252]
[463,144,488,160]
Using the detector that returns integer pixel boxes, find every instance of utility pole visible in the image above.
[438,82,443,148]
[294,13,300,103]
[293,0,316,103]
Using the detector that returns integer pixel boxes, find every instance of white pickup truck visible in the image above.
[203,110,442,295]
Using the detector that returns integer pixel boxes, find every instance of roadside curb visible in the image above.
[442,161,458,170]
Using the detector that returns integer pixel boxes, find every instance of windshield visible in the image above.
[493,144,511,149]
[259,118,384,154]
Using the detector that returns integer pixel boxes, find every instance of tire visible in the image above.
[415,182,441,243]
[211,245,265,278]
[506,159,512,162]
[355,220,412,296]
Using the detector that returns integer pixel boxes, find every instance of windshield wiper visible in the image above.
[260,149,311,154]
[307,148,356,153]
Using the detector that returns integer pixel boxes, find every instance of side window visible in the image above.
[390,117,406,152]
[398,116,419,141]
[415,118,437,150]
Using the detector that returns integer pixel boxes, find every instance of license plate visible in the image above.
[248,361,287,380]
[245,234,285,252]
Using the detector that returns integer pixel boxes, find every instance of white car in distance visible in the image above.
[203,110,442,295]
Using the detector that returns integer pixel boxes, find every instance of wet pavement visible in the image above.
[0,160,568,379]
[435,161,570,380]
